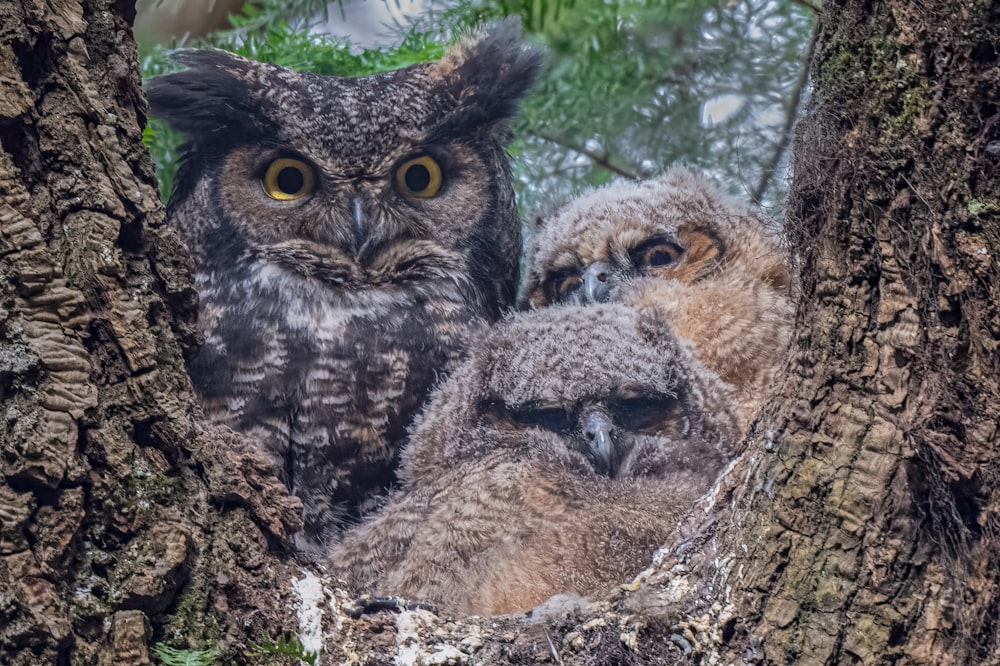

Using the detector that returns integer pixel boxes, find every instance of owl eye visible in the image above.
[511,405,575,435]
[545,270,583,304]
[631,237,684,269]
[478,399,575,435]
[262,158,316,201]
[396,155,443,199]
[612,389,681,433]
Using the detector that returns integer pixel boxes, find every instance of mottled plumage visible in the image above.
[328,305,740,615]
[521,168,794,426]
[147,21,542,550]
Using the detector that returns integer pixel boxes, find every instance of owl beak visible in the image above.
[351,196,368,254]
[581,410,617,476]
[583,261,612,304]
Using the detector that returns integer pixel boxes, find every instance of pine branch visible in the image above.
[530,130,643,181]
[751,27,817,204]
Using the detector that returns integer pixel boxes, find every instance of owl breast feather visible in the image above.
[191,256,487,550]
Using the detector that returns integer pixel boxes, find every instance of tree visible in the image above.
[1,1,305,663]
[1,0,997,665]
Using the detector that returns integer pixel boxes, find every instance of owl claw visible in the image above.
[342,595,438,618]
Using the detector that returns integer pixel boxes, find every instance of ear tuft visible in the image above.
[145,49,271,138]
[437,17,545,128]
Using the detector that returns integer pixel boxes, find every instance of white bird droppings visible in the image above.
[292,572,326,658]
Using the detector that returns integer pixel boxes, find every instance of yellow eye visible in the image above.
[262,158,315,201]
[396,155,443,199]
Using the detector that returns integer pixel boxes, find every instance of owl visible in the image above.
[520,168,794,427]
[328,304,740,616]
[146,21,543,550]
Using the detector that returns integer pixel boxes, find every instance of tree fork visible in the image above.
[1,0,998,664]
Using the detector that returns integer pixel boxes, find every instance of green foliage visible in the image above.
[447,0,707,135]
[138,0,815,211]
[221,0,334,37]
[439,0,815,208]
[154,643,221,666]
[152,633,318,665]
[139,0,446,198]
[247,633,318,665]
[220,11,444,75]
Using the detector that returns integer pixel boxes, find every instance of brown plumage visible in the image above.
[328,305,740,615]
[520,168,794,427]
[146,21,542,551]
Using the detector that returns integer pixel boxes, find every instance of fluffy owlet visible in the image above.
[328,305,740,616]
[146,21,542,549]
[520,168,794,427]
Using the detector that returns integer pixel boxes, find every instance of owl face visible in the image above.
[401,304,739,484]
[479,387,690,477]
[332,304,741,613]
[520,169,787,309]
[145,22,543,545]
[149,21,542,314]
[212,134,496,272]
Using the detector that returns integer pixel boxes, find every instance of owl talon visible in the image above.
[343,595,439,618]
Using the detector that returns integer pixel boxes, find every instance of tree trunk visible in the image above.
[716,1,1000,661]
[2,0,998,664]
[0,0,307,663]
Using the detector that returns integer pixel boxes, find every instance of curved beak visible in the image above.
[351,196,368,254]
[583,261,612,303]
[580,409,617,476]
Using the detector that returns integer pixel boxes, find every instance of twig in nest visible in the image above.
[342,595,438,618]
[543,627,565,666]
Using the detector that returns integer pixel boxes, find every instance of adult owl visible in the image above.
[520,168,794,427]
[328,305,740,616]
[146,21,542,550]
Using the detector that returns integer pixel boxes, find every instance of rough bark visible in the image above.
[723,1,1000,662]
[0,0,307,663]
[2,0,998,665]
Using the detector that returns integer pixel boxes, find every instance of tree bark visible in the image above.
[722,1,1000,661]
[2,0,998,664]
[0,1,307,663]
